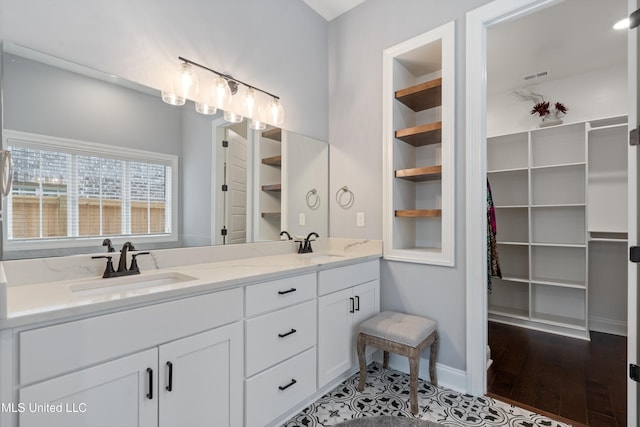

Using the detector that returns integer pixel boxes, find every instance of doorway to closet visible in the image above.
[484,0,628,425]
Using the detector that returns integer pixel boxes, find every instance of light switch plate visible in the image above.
[299,213,306,226]
[356,212,365,227]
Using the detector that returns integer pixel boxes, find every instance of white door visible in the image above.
[19,348,158,427]
[225,129,247,244]
[159,323,243,427]
[317,288,353,388]
[629,0,640,424]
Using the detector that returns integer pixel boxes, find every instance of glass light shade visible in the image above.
[267,98,285,125]
[173,62,199,99]
[195,102,217,115]
[243,87,257,118]
[161,91,186,106]
[249,119,267,130]
[223,110,243,123]
[613,17,629,29]
[213,77,232,108]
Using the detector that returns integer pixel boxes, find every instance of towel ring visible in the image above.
[306,188,320,210]
[336,186,354,209]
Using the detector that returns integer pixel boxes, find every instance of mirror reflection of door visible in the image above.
[222,128,248,245]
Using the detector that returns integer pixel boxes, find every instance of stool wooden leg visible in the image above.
[429,331,439,386]
[383,351,389,369]
[357,333,367,392]
[408,350,419,415]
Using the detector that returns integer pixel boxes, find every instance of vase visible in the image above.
[539,112,563,127]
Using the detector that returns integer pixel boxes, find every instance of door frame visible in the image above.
[465,0,567,396]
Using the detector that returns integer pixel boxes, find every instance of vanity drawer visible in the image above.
[245,273,315,316]
[19,288,242,385]
[245,347,316,427]
[318,260,379,296]
[245,300,316,377]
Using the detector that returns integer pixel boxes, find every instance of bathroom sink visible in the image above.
[70,271,197,297]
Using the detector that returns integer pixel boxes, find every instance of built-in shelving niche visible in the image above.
[382,21,455,266]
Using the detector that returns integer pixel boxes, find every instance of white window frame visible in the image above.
[2,129,179,252]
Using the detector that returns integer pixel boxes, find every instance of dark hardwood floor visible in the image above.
[488,322,627,427]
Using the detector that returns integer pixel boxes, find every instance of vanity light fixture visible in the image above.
[162,56,284,126]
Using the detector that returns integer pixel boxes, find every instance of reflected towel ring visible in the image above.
[306,188,320,210]
[336,186,354,209]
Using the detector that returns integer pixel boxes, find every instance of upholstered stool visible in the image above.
[357,311,439,415]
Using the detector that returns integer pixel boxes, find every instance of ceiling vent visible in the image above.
[522,70,550,82]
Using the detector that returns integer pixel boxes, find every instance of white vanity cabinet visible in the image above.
[317,261,380,388]
[16,289,244,427]
[244,273,317,427]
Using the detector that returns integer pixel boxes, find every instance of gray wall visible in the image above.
[328,0,493,371]
[0,0,328,141]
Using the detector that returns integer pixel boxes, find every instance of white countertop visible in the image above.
[1,239,381,329]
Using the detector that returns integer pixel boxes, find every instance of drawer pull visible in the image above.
[166,361,173,392]
[278,288,297,295]
[278,328,297,338]
[146,368,153,400]
[350,297,355,313]
[355,295,360,311]
[278,378,297,391]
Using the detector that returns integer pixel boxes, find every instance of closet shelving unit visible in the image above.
[382,21,455,266]
[487,116,628,339]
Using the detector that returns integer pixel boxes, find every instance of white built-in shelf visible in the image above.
[488,305,529,320]
[383,21,455,267]
[499,273,529,283]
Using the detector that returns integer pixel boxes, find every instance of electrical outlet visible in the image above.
[299,213,306,226]
[356,212,365,227]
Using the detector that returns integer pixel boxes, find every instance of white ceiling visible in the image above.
[487,0,628,95]
[301,0,366,21]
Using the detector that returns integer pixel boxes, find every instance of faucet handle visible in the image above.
[129,252,150,274]
[92,255,115,278]
[102,239,115,252]
[294,240,305,254]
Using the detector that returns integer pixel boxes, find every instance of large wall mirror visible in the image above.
[0,42,328,259]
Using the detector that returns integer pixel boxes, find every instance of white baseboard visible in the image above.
[589,316,627,336]
[379,352,467,394]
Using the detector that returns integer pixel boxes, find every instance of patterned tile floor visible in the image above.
[283,362,571,427]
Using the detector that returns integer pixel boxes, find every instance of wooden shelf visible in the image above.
[395,122,442,146]
[261,155,282,166]
[261,127,282,141]
[395,78,442,112]
[395,209,441,218]
[261,184,281,192]
[261,212,281,218]
[395,165,442,182]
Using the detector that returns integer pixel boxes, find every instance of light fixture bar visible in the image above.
[178,56,280,100]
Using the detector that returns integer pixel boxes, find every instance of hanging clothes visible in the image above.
[487,179,501,292]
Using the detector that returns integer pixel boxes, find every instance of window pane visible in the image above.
[78,156,100,236]
[101,158,122,235]
[130,162,149,234]
[149,164,167,233]
[10,147,68,239]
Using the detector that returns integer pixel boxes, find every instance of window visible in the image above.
[4,130,178,250]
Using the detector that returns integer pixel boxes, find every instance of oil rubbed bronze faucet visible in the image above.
[297,232,319,254]
[92,241,150,278]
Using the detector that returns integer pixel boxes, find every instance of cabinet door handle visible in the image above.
[278,328,297,338]
[146,368,153,400]
[349,297,355,313]
[278,379,297,391]
[166,361,173,392]
[278,288,297,295]
[355,295,360,311]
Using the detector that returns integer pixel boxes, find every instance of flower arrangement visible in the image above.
[530,101,568,118]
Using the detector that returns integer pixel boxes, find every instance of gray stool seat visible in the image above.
[357,311,439,415]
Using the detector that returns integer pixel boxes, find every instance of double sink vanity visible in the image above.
[0,238,381,427]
